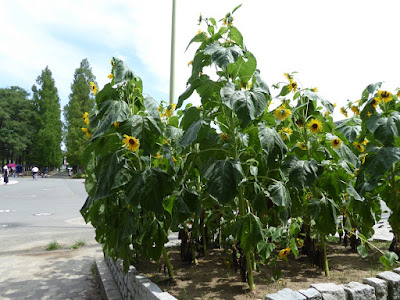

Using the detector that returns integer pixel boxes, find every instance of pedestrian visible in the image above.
[3,166,9,185]
[32,166,39,180]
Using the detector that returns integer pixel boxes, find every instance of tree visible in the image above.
[63,59,96,170]
[0,87,37,167]
[32,66,63,170]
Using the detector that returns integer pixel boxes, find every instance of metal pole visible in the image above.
[169,0,176,105]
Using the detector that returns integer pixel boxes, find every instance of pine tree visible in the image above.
[32,66,63,170]
[63,58,96,171]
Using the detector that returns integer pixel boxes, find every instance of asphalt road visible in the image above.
[0,176,96,253]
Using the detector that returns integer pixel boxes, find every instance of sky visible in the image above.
[1,0,400,121]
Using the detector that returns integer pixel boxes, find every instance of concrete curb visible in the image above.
[95,253,123,300]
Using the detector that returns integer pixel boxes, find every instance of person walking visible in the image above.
[3,166,9,185]
[32,166,39,180]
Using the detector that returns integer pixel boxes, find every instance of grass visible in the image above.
[70,240,86,249]
[46,241,62,251]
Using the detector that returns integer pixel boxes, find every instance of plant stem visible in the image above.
[162,246,174,279]
[246,252,255,291]
[190,243,198,265]
[321,235,330,276]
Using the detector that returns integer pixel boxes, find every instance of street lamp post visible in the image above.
[169,0,176,105]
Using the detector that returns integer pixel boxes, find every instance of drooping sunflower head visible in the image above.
[108,73,114,80]
[340,107,348,118]
[331,138,342,149]
[283,73,292,81]
[311,87,318,92]
[123,134,140,152]
[164,104,176,117]
[353,141,365,153]
[361,153,368,164]
[296,238,304,248]
[81,127,91,138]
[289,80,297,92]
[307,119,323,134]
[297,141,307,150]
[274,105,292,121]
[361,138,368,146]
[351,106,360,115]
[371,98,380,110]
[89,82,97,95]
[220,133,229,142]
[377,90,392,103]
[278,127,293,140]
[113,122,120,128]
[83,112,89,125]
[278,248,291,260]
[295,118,305,128]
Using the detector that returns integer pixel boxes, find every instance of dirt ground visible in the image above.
[135,241,390,300]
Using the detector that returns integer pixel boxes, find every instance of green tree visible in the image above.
[63,58,96,170]
[0,87,37,167]
[32,66,63,170]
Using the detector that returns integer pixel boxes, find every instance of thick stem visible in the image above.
[202,223,208,257]
[190,243,198,265]
[246,252,255,291]
[321,235,330,276]
[162,246,174,279]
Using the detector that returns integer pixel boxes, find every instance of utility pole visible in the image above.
[169,0,176,105]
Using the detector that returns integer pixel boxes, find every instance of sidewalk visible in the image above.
[0,244,104,299]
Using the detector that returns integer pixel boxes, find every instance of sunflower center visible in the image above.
[129,139,136,145]
[334,140,339,145]
[312,124,318,129]
[382,91,389,98]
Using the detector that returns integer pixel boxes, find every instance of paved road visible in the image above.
[0,176,103,299]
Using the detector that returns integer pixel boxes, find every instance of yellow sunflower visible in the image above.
[278,248,291,260]
[83,112,89,125]
[397,90,400,97]
[274,105,292,121]
[307,119,323,134]
[340,107,348,118]
[89,82,97,95]
[351,106,360,115]
[361,153,368,164]
[331,138,342,149]
[371,98,380,110]
[155,153,162,159]
[113,122,119,128]
[108,73,114,79]
[353,141,365,153]
[81,127,91,139]
[361,138,368,146]
[297,142,307,150]
[311,87,318,92]
[296,238,304,248]
[164,104,176,117]
[289,80,298,93]
[376,90,392,103]
[278,127,293,140]
[283,73,292,81]
[123,134,140,152]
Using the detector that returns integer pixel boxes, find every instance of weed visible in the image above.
[70,240,86,249]
[46,241,61,251]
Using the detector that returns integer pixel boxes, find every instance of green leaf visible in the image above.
[279,85,290,97]
[289,238,299,258]
[232,4,242,13]
[333,143,358,165]
[229,26,244,48]
[309,197,338,235]
[366,146,400,178]
[379,251,399,269]
[113,57,142,87]
[143,95,160,119]
[187,51,212,85]
[361,82,382,103]
[125,168,175,214]
[235,213,264,253]
[202,160,244,204]
[257,241,275,263]
[268,181,291,208]
[288,158,321,190]
[181,106,201,131]
[92,100,130,140]
[185,32,208,52]
[204,43,244,69]
[336,119,361,143]
[94,152,122,200]
[209,17,216,26]
[254,69,271,95]
[227,51,256,84]
[357,245,369,258]
[347,182,362,201]
[303,90,334,113]
[258,122,287,157]
[95,83,118,106]
[367,112,400,145]
[179,120,202,147]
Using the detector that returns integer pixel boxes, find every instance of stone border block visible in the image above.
[310,283,346,300]
[363,277,388,300]
[343,281,376,300]
[298,287,322,299]
[376,271,400,300]
[265,288,306,300]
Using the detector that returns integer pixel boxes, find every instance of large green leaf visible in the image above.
[336,119,361,143]
[333,143,358,166]
[309,197,338,235]
[181,106,201,131]
[367,112,400,145]
[179,120,202,147]
[143,95,160,119]
[258,122,288,157]
[95,83,118,106]
[94,152,121,200]
[229,26,244,48]
[288,158,321,190]
[303,90,334,113]
[202,160,244,204]
[268,181,291,208]
[92,100,130,140]
[254,69,271,95]
[366,146,400,178]
[361,82,382,103]
[227,51,256,83]
[125,168,175,214]
[235,213,265,253]
[173,189,199,223]
[204,43,244,69]
[221,83,268,126]
[113,58,142,88]
[185,32,208,52]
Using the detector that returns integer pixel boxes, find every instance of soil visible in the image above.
[135,241,390,300]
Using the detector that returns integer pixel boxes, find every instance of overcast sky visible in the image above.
[1,0,400,120]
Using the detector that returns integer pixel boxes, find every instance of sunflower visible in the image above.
[353,141,365,153]
[278,127,293,140]
[297,142,307,150]
[296,238,304,248]
[361,138,368,146]
[376,90,392,103]
[123,134,140,152]
[351,106,360,115]
[188,60,193,67]
[283,73,292,81]
[81,127,91,139]
[311,87,318,92]
[361,153,368,164]
[307,119,323,134]
[155,153,162,159]
[289,80,298,92]
[220,133,229,142]
[113,122,119,128]
[397,90,400,97]
[274,105,292,121]
[371,98,380,110]
[340,107,348,118]
[108,73,114,79]
[89,82,97,95]
[278,248,290,260]
[83,112,89,125]
[164,104,176,117]
[331,138,342,149]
